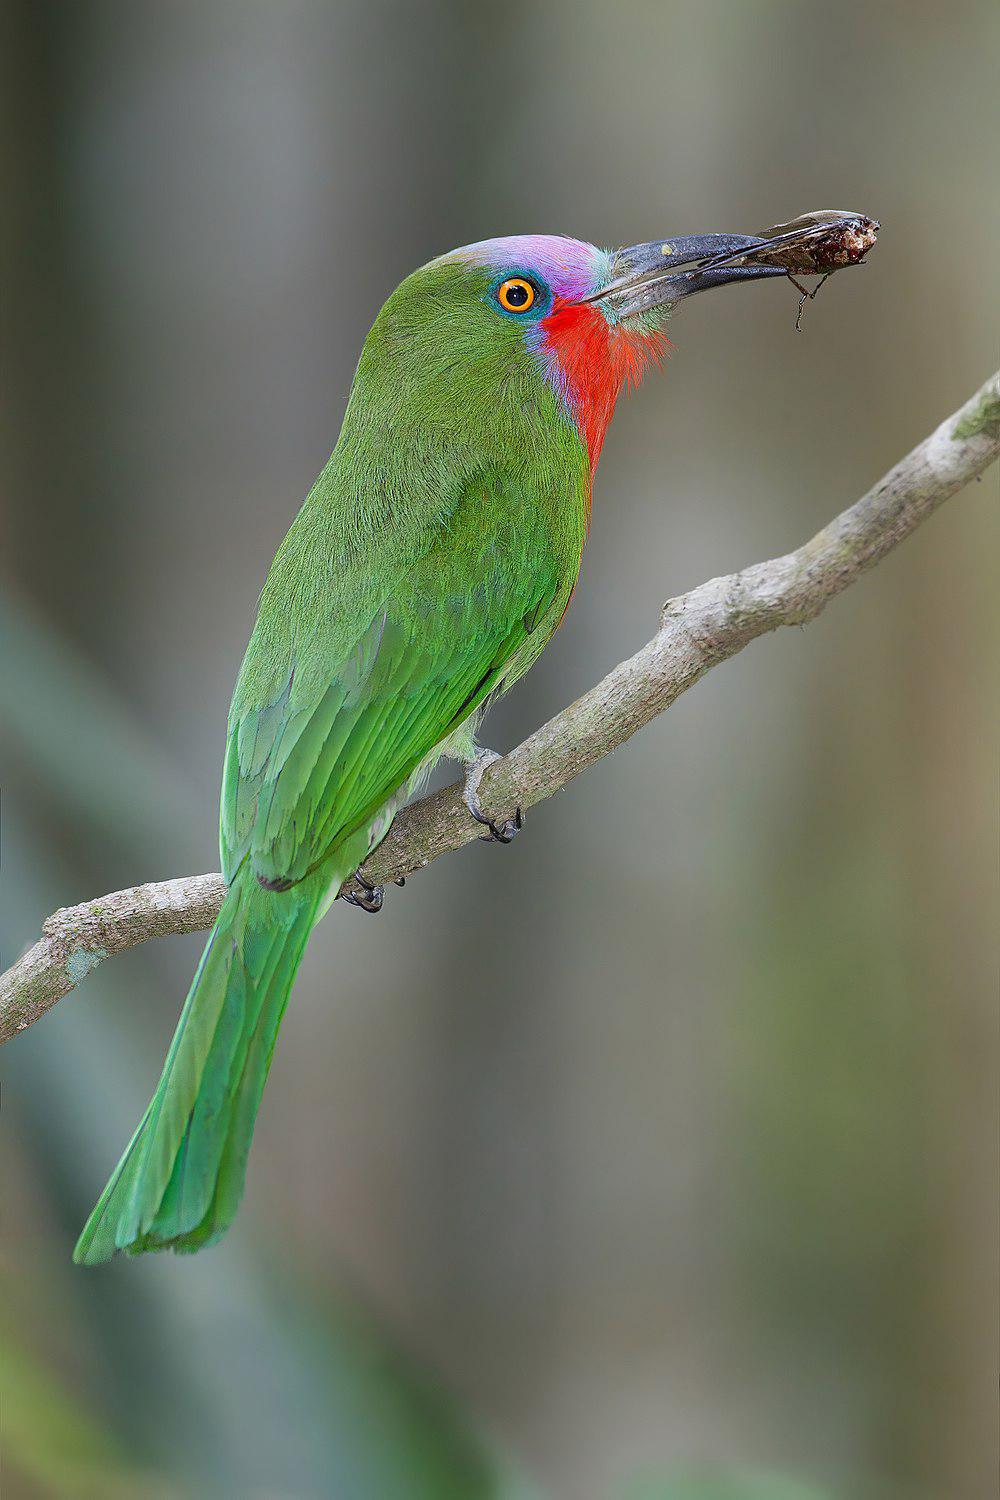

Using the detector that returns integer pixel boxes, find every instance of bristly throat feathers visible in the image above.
[529,300,667,474]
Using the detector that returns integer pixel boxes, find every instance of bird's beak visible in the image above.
[589,234,787,318]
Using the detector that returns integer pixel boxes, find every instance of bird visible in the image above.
[74,231,784,1263]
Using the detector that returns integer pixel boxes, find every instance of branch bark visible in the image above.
[3,371,997,1045]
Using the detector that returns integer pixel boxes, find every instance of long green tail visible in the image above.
[74,864,326,1264]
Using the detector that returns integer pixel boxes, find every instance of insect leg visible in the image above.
[789,272,831,331]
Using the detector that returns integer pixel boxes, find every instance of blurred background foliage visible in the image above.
[1,2,997,1497]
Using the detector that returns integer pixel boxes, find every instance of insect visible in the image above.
[686,210,880,330]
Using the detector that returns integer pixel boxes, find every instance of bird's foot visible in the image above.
[463,749,523,844]
[340,869,384,914]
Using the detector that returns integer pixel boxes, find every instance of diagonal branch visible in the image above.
[3,371,997,1045]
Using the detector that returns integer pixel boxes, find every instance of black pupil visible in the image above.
[506,281,530,307]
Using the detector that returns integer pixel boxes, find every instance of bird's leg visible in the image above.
[340,869,384,914]
[462,748,522,844]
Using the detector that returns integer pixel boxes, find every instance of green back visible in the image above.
[223,256,592,892]
[76,250,599,1261]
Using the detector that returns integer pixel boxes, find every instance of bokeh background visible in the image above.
[2,2,997,1497]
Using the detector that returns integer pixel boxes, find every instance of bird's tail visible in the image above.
[74,862,326,1264]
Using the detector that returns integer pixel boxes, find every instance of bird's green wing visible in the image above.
[221,476,569,891]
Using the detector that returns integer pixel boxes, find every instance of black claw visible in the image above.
[341,888,383,913]
[473,805,522,844]
[341,870,384,913]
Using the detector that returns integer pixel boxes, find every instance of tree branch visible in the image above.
[3,371,997,1045]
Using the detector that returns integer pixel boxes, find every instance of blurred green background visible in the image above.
[2,2,997,1497]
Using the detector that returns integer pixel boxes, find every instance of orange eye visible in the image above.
[496,277,537,314]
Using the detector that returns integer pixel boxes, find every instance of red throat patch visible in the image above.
[539,299,669,472]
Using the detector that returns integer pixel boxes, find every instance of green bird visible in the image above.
[75,231,783,1263]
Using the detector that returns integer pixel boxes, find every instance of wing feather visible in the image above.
[222,476,566,892]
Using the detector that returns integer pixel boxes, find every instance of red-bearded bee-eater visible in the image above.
[75,232,786,1263]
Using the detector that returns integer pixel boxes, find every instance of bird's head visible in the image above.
[354,232,783,472]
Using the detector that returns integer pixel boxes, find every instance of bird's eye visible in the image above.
[496,277,537,314]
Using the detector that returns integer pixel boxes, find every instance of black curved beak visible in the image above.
[590,235,787,317]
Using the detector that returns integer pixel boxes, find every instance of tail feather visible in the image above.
[74,864,325,1264]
